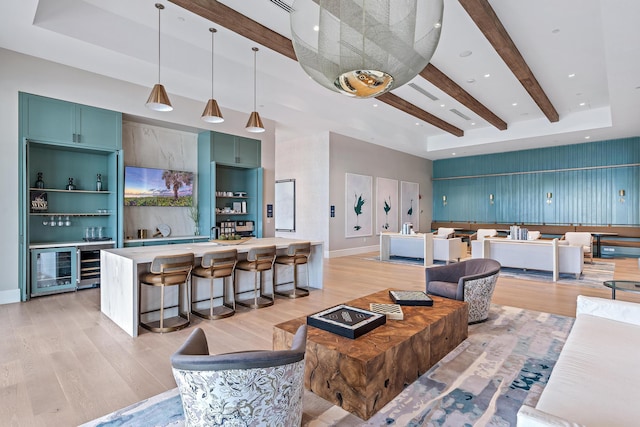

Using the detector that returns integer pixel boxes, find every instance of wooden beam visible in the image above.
[378,92,464,137]
[459,0,559,122]
[420,64,508,130]
[170,0,465,136]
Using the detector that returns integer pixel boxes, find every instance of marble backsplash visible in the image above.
[122,121,199,239]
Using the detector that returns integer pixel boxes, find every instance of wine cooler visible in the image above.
[78,243,114,289]
[30,242,115,297]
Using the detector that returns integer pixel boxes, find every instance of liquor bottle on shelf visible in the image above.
[35,172,44,189]
[96,174,102,191]
[66,178,76,191]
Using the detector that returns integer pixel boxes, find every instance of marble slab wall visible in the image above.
[122,121,199,239]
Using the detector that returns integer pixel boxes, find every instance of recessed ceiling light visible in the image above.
[579,102,586,106]
[459,50,472,58]
[585,136,590,139]
[483,73,491,78]
[373,103,378,107]
[452,152,456,156]
[568,73,576,78]
[415,122,420,126]
[512,102,518,106]
[467,78,476,83]
[471,122,476,126]
[440,104,445,108]
[434,22,442,29]
[313,25,319,31]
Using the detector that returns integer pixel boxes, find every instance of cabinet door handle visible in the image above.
[76,248,81,285]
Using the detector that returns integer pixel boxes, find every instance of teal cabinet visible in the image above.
[201,131,261,168]
[19,92,124,300]
[20,93,122,151]
[30,247,78,297]
[197,131,263,239]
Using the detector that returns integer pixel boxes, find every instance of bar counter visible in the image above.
[100,237,323,337]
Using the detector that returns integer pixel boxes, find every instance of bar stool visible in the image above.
[235,245,276,309]
[274,241,311,298]
[139,253,194,333]
[191,249,238,320]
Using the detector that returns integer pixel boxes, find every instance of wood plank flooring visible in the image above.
[2,254,639,426]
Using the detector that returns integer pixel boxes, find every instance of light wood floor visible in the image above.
[2,254,639,426]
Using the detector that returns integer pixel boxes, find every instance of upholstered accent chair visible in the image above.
[426,258,501,323]
[171,325,307,427]
[434,227,456,239]
[562,232,593,263]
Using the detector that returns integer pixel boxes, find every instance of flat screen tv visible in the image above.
[124,166,194,207]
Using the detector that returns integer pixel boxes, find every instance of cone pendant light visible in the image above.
[246,47,265,133]
[201,28,224,123]
[146,3,173,112]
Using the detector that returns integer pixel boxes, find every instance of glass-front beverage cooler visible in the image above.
[30,247,77,297]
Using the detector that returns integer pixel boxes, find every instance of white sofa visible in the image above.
[471,238,583,281]
[517,296,640,427]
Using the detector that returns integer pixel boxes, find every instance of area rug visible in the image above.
[82,305,574,427]
[368,256,614,289]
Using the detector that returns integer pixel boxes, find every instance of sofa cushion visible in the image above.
[534,313,640,426]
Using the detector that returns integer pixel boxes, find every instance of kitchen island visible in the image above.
[100,237,323,337]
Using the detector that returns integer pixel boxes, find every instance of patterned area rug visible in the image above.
[369,256,614,289]
[82,305,574,427]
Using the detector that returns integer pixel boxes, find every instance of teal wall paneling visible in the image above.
[433,138,640,226]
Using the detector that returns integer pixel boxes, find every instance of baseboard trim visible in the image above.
[0,288,21,305]
[327,245,379,258]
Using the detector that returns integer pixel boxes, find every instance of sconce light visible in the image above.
[489,194,494,205]
[619,189,626,203]
[546,192,553,205]
[442,195,447,206]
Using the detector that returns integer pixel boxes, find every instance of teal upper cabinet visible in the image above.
[20,93,122,151]
[202,131,261,168]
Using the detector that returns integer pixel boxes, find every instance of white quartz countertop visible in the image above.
[103,237,322,263]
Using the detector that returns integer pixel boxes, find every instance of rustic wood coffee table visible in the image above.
[272,289,468,420]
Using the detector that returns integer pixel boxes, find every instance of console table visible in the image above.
[472,238,583,281]
[380,232,434,266]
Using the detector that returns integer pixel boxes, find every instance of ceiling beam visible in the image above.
[420,64,508,130]
[169,0,464,136]
[378,92,464,137]
[459,0,559,122]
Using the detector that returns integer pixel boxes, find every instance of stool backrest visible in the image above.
[287,241,311,262]
[150,253,195,275]
[246,245,277,271]
[201,249,237,276]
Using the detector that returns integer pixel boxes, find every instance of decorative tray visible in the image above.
[209,237,253,245]
[307,304,386,339]
[389,290,434,306]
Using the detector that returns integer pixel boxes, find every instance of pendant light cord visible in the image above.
[253,47,258,111]
[210,28,216,99]
[156,4,163,84]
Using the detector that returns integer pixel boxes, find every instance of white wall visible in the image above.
[329,132,433,256]
[274,132,330,250]
[0,47,275,304]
